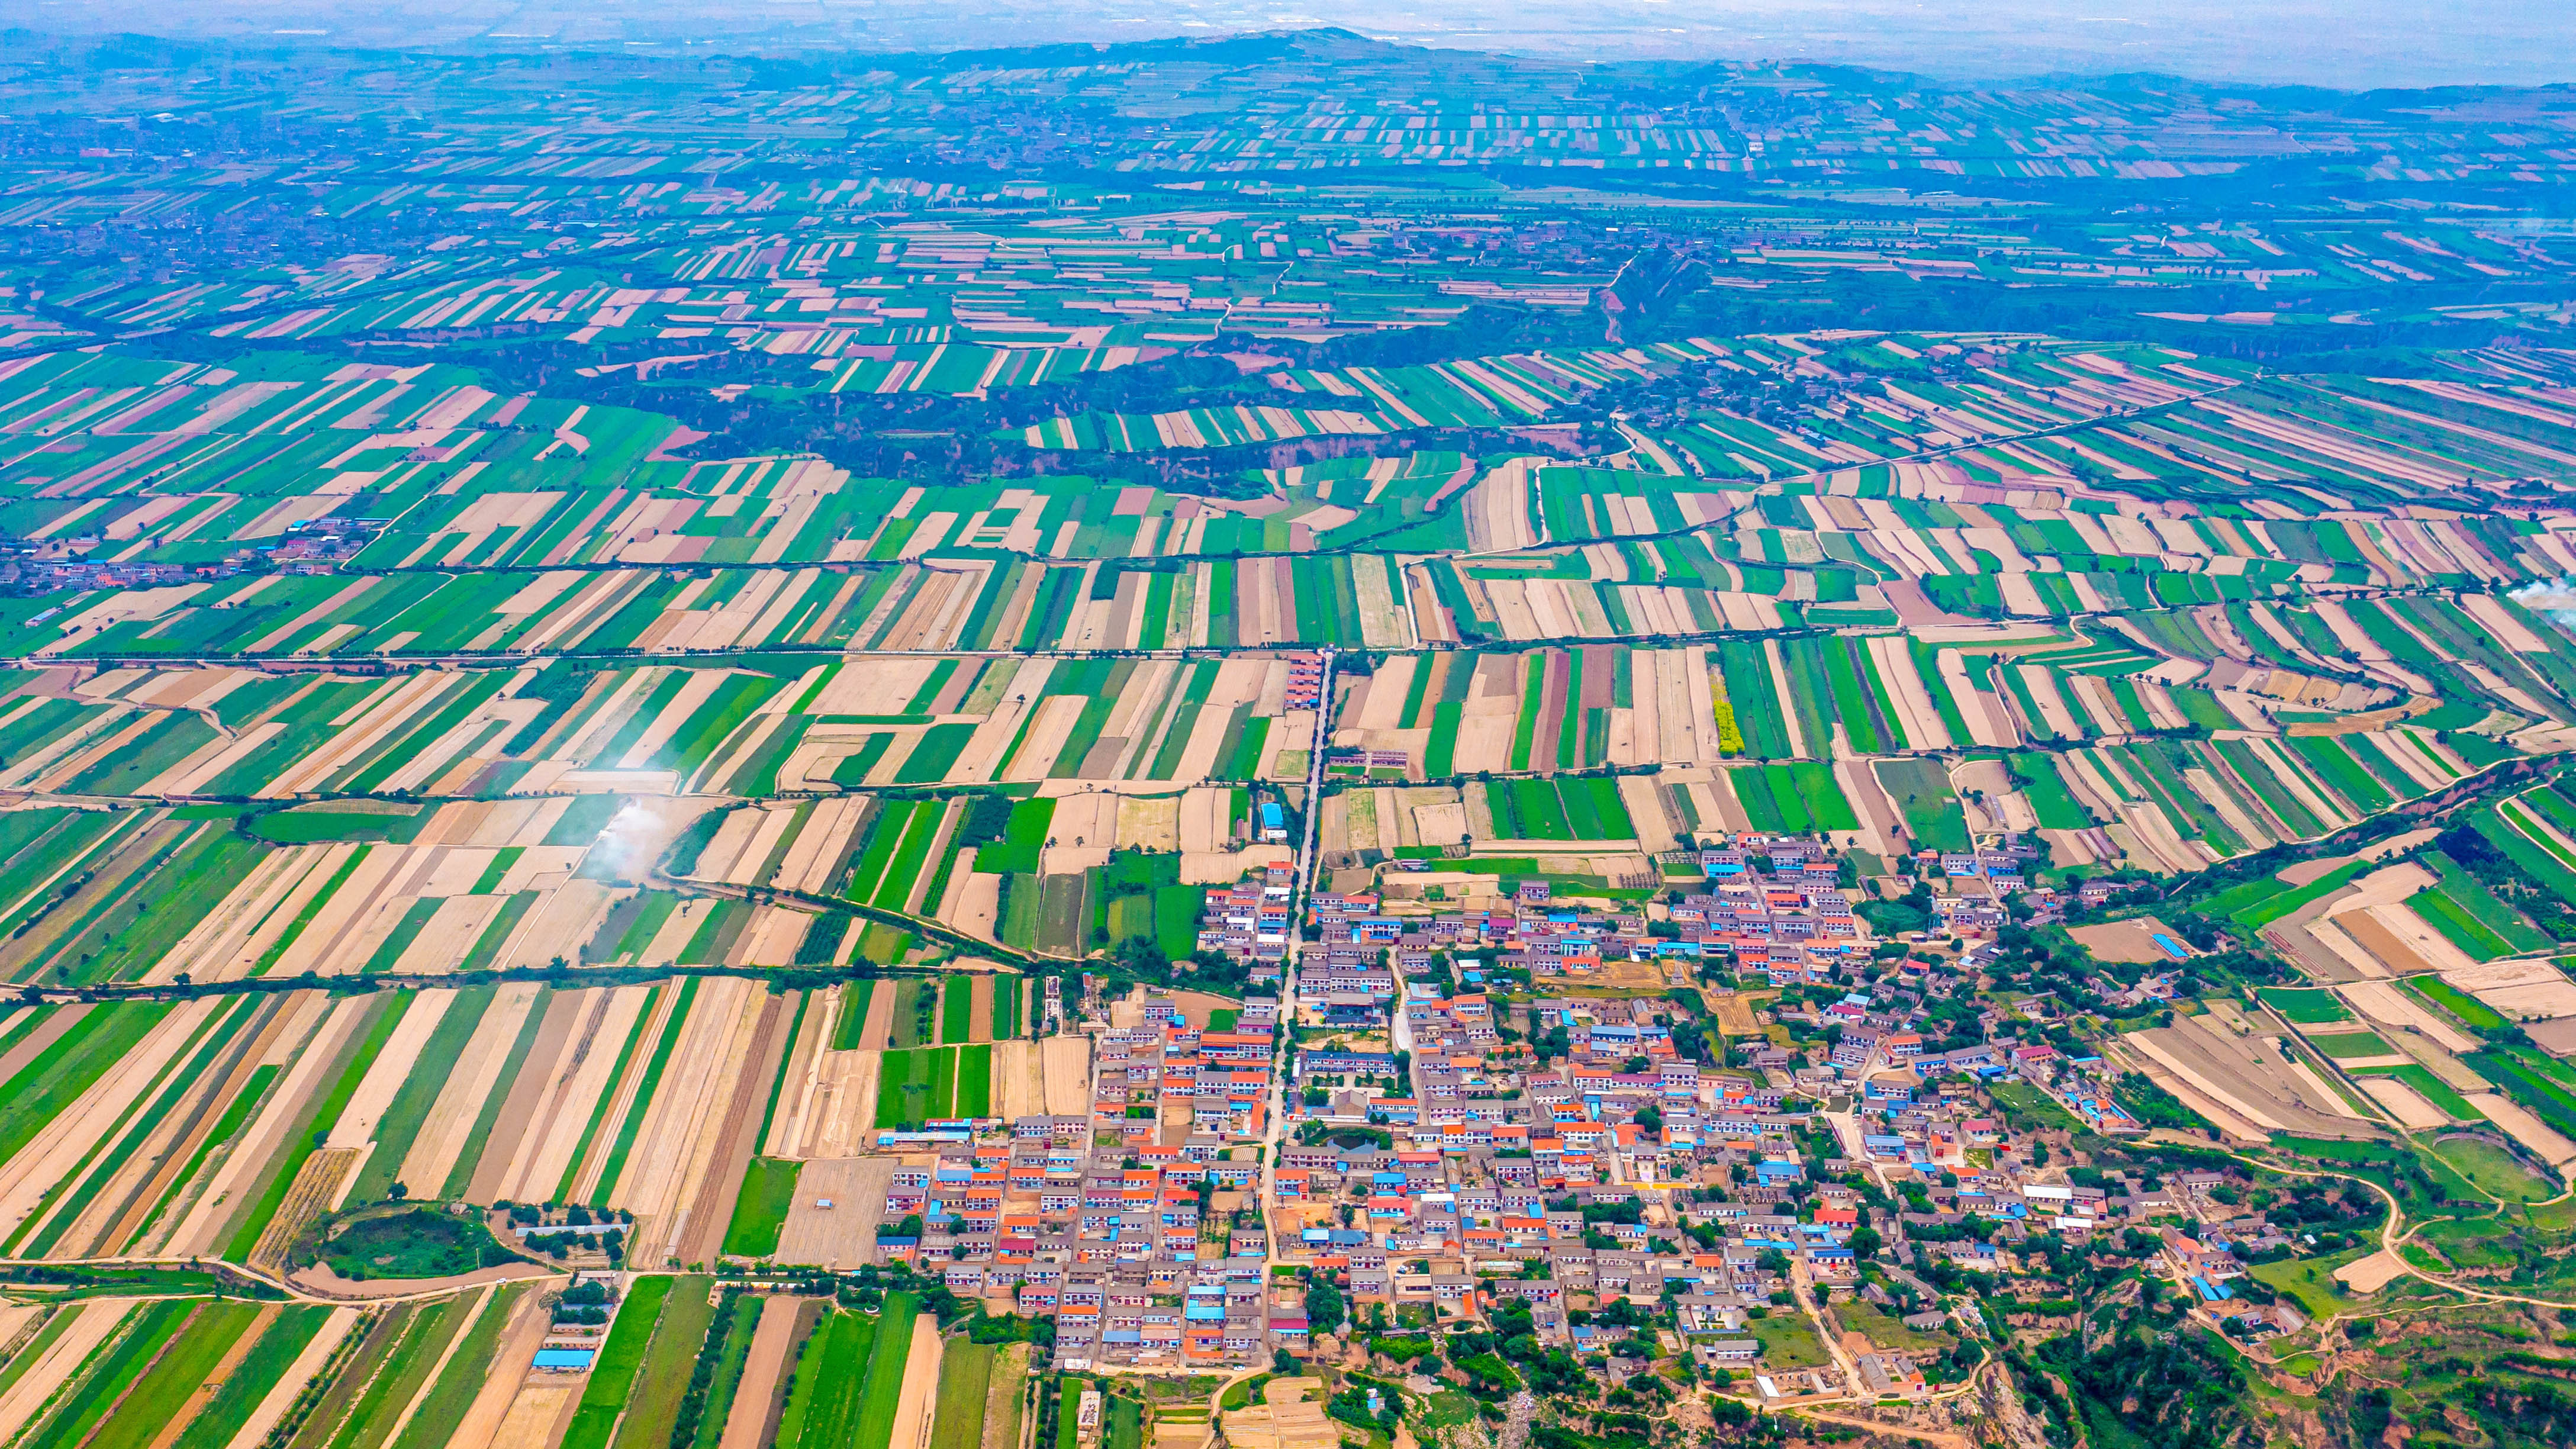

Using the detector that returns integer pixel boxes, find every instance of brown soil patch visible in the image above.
[718,1297,806,1449]
[2067,917,2191,965]
[674,990,794,1268]
[463,989,583,1203]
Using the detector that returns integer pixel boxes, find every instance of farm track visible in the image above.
[0,1251,569,1305]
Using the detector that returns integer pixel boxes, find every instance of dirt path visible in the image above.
[1779,1405,1972,1449]
[719,1297,814,1449]
[286,1260,562,1300]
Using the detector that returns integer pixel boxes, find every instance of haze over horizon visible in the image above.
[12,0,2576,90]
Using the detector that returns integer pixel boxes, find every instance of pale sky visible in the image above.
[17,0,2572,88]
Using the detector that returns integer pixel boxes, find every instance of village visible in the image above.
[786,824,2232,1409]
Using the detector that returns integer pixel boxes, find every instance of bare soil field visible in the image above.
[2358,1076,2450,1129]
[2066,917,2190,965]
[771,1045,881,1161]
[981,1344,1031,1449]
[2526,1017,2576,1056]
[718,1297,806,1449]
[2121,1014,2372,1141]
[485,1380,579,1449]
[774,1157,894,1267]
[672,990,796,1268]
[2339,978,2482,1052]
[1163,990,1238,1028]
[2334,1251,2410,1293]
[2468,1093,2576,1170]
[1042,1036,1091,1115]
[888,1315,944,1449]
[0,1302,130,1444]
[1712,993,1766,1036]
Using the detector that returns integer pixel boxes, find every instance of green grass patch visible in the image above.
[1988,1080,2082,1133]
[2425,1135,2556,1203]
[2248,1247,2373,1318]
[1747,1311,1831,1368]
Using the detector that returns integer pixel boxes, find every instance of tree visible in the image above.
[1849,1226,1882,1261]
[1305,1280,1347,1334]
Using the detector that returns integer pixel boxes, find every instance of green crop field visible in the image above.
[875,1046,959,1126]
[2356,1064,2477,1120]
[781,1309,881,1449]
[1876,757,1969,852]
[1,37,2574,1449]
[387,1289,530,1449]
[175,1307,335,1449]
[955,1044,993,1118]
[836,979,878,1051]
[79,1300,263,1449]
[682,1293,767,1449]
[2404,976,2508,1031]
[608,1275,718,1449]
[724,1157,803,1258]
[2258,987,2352,1024]
[993,974,1023,1038]
[2305,1031,2395,1059]
[560,1276,674,1449]
[1106,1399,1144,1449]
[930,1342,995,1449]
[855,1294,921,1449]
